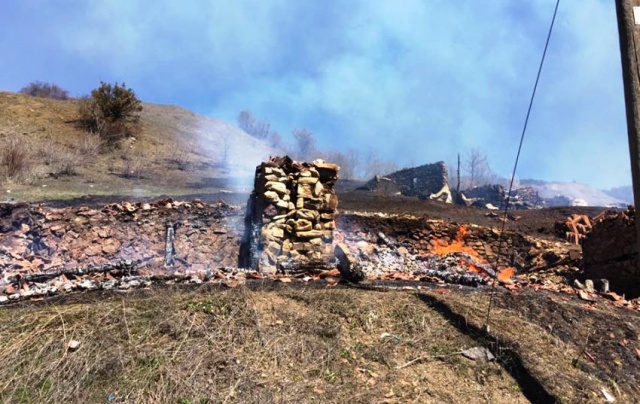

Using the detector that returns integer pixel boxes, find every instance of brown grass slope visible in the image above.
[0,287,529,404]
[1,285,636,403]
[0,91,278,201]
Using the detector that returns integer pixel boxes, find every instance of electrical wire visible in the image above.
[483,0,561,330]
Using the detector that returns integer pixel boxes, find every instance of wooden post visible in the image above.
[616,0,640,265]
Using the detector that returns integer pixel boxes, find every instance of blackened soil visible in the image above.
[37,187,607,241]
[338,190,606,240]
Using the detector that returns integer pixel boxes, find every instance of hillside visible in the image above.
[0,91,280,201]
[519,179,628,207]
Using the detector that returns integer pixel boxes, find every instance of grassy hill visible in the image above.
[0,91,279,201]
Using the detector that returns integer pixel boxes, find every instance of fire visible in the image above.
[432,226,483,261]
[431,225,515,282]
[497,267,516,283]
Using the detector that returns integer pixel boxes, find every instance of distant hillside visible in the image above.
[0,91,281,201]
[519,179,627,207]
[603,185,633,205]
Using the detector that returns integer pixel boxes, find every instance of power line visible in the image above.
[483,0,561,331]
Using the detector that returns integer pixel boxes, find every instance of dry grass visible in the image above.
[0,91,278,201]
[77,136,104,158]
[0,287,529,403]
[420,289,639,403]
[120,146,150,179]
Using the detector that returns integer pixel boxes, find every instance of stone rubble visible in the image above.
[0,199,245,302]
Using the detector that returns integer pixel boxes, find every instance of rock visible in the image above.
[314,181,324,196]
[297,184,314,199]
[461,347,495,361]
[296,230,326,238]
[293,219,313,232]
[263,191,280,202]
[595,279,610,294]
[265,181,288,195]
[296,209,319,221]
[584,279,595,293]
[298,176,319,185]
[67,340,81,351]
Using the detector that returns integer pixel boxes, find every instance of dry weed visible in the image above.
[0,137,32,180]
[76,135,103,158]
[121,146,149,179]
[167,147,191,171]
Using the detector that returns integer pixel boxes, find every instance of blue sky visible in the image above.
[0,0,631,188]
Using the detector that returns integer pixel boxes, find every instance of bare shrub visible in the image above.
[321,149,360,180]
[121,148,149,179]
[19,81,69,100]
[77,135,103,158]
[37,144,57,167]
[268,131,283,149]
[168,147,191,171]
[1,138,31,180]
[55,151,80,176]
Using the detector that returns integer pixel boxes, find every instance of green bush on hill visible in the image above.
[78,81,143,145]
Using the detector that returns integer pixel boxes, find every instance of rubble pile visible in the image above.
[0,199,243,301]
[461,184,505,209]
[240,156,340,274]
[554,214,592,244]
[335,212,575,282]
[459,185,543,210]
[583,207,640,298]
[509,187,543,209]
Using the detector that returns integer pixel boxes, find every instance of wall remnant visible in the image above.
[582,207,640,298]
[358,162,451,202]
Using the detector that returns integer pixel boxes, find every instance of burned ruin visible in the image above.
[1,154,640,309]
[358,161,452,202]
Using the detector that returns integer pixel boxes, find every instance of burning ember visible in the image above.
[429,225,515,283]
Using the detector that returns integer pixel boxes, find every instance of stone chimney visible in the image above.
[240,156,340,274]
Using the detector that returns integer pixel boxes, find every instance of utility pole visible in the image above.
[457,153,461,193]
[615,0,640,263]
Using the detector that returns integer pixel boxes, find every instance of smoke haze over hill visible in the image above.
[0,0,631,189]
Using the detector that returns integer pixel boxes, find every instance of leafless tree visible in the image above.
[220,132,232,167]
[292,128,316,161]
[267,131,283,149]
[237,110,255,134]
[237,110,270,139]
[360,148,398,179]
[464,148,491,188]
[320,149,360,180]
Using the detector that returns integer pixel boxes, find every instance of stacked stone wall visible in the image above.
[241,156,339,273]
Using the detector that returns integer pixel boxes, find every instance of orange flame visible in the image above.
[432,226,483,261]
[431,226,515,281]
[497,267,516,283]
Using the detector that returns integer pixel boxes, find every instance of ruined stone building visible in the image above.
[358,161,452,202]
